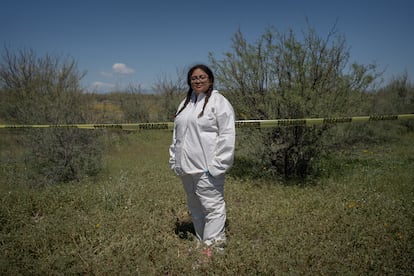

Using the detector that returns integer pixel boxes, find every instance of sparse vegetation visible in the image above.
[0,49,105,186]
[0,130,413,274]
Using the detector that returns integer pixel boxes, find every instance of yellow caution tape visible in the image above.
[0,114,413,130]
[0,122,174,130]
[236,114,414,128]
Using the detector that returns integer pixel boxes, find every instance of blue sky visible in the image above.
[1,0,413,93]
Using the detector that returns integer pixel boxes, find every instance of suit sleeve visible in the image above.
[169,100,185,171]
[208,96,236,177]
[169,126,177,170]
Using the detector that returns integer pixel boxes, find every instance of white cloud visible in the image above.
[112,63,135,75]
[92,63,136,93]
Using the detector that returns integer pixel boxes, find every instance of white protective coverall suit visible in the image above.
[169,89,235,246]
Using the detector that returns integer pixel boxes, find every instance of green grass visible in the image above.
[1,130,413,274]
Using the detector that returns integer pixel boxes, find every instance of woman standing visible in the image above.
[169,64,235,256]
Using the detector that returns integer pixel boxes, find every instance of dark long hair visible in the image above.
[175,64,214,118]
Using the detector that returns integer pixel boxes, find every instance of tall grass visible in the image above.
[1,130,413,274]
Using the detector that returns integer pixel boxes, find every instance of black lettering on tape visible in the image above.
[93,124,122,129]
[139,123,168,129]
[5,125,33,128]
[323,117,352,124]
[52,124,78,128]
[369,115,398,121]
[277,119,306,126]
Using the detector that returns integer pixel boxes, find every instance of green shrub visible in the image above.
[21,128,104,186]
[0,48,105,186]
[210,25,380,181]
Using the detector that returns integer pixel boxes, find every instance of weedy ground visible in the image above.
[1,130,413,274]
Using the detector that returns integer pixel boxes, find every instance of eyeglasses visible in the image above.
[190,75,209,83]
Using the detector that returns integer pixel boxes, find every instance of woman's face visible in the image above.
[190,68,212,95]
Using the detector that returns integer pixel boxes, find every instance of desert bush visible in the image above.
[117,84,150,123]
[21,128,104,185]
[372,73,414,115]
[210,24,380,180]
[372,73,414,131]
[0,48,105,186]
[332,73,414,147]
[153,70,187,122]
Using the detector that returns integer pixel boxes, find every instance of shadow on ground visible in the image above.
[174,218,196,240]
[174,218,231,240]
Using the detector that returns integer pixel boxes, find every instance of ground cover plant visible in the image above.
[0,129,413,275]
